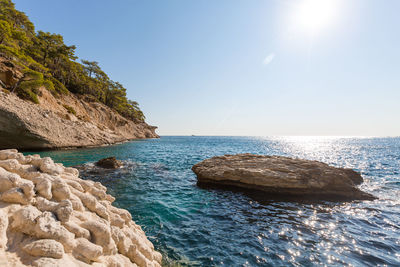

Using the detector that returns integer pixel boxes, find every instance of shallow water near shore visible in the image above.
[26,136,400,266]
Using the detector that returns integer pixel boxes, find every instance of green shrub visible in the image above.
[15,86,39,103]
[63,104,76,115]
[17,79,42,92]
[0,44,18,58]
[48,76,68,95]
[23,69,43,80]
[0,45,47,73]
[15,68,45,104]
[43,79,55,92]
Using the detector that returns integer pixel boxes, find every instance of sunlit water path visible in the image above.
[26,136,400,266]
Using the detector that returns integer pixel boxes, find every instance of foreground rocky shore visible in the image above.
[192,154,376,201]
[0,149,161,266]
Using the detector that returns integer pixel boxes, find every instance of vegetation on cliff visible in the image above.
[0,0,145,122]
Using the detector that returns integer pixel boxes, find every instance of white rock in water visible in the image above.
[0,149,162,266]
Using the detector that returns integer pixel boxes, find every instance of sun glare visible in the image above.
[295,0,339,34]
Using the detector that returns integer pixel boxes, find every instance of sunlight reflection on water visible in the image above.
[28,136,400,266]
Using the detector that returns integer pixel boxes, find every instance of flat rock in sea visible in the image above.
[96,157,122,169]
[192,154,376,201]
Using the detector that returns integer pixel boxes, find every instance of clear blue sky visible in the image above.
[13,0,400,136]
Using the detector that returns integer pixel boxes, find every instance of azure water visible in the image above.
[26,136,400,266]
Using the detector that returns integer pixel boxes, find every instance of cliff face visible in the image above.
[0,58,158,150]
[0,90,158,150]
[0,149,162,266]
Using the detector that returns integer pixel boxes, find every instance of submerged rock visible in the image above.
[0,149,162,266]
[96,157,122,169]
[192,154,376,201]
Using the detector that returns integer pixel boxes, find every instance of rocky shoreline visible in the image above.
[0,149,161,266]
[0,89,158,151]
[192,154,376,201]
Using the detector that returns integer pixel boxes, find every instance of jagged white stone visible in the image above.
[0,149,162,266]
[73,238,103,263]
[0,210,8,249]
[22,239,64,259]
[81,220,117,255]
[62,221,90,240]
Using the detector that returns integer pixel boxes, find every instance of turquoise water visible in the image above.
[27,136,400,266]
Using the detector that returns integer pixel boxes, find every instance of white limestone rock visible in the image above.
[0,210,8,249]
[73,237,103,263]
[0,149,162,266]
[22,239,64,259]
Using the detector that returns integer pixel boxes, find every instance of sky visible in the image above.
[12,0,400,136]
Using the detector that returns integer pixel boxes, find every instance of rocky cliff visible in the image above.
[0,149,162,266]
[0,90,158,150]
[0,58,158,150]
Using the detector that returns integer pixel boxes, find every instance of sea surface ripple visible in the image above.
[28,136,400,266]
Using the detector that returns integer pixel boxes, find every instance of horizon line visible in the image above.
[157,135,400,138]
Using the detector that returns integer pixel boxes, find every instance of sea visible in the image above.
[26,136,400,266]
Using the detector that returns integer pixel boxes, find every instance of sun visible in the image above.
[295,0,339,34]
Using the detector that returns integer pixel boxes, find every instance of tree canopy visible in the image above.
[0,0,145,122]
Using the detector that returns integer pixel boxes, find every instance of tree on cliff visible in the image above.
[32,31,77,66]
[0,0,34,35]
[0,0,146,122]
[81,60,100,78]
[0,20,11,44]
